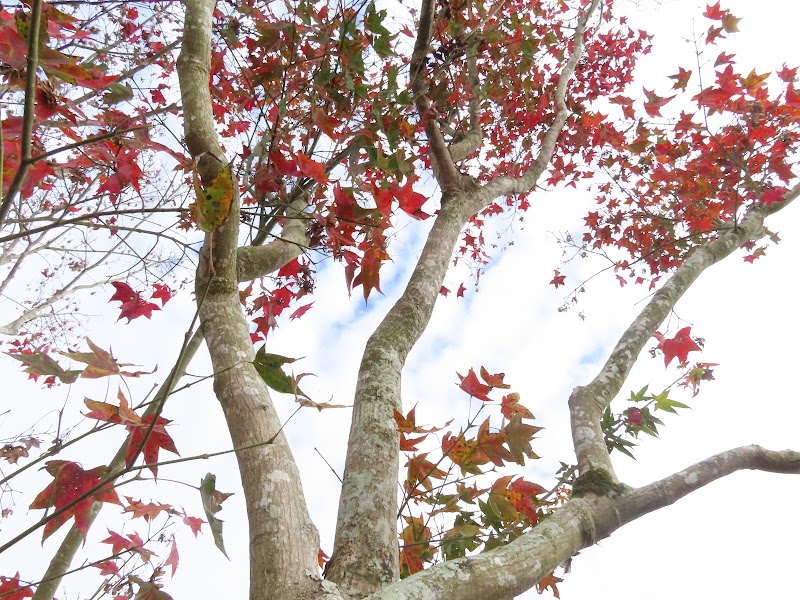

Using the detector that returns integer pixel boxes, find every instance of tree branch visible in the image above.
[480,0,601,200]
[410,0,462,186]
[568,185,799,477]
[327,191,481,597]
[177,1,327,598]
[616,445,800,522]
[0,0,43,226]
[365,445,800,600]
[447,43,483,163]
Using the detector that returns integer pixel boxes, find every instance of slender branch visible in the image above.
[410,0,461,186]
[447,43,483,163]
[0,0,44,225]
[0,208,184,245]
[617,445,800,521]
[568,185,799,477]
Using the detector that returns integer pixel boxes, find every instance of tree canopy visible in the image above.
[0,0,798,599]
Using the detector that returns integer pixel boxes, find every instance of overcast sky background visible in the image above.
[1,0,798,599]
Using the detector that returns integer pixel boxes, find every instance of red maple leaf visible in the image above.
[102,529,138,555]
[668,67,692,90]
[352,239,389,301]
[643,88,675,117]
[123,496,173,521]
[399,433,426,452]
[30,461,121,540]
[479,367,510,389]
[289,302,314,321]
[294,152,328,184]
[109,282,161,322]
[151,283,172,306]
[777,65,798,83]
[125,415,179,476]
[182,514,204,537]
[457,368,492,401]
[653,326,702,367]
[550,271,566,288]
[537,571,563,599]
[164,539,179,576]
[0,574,33,600]
[396,177,430,220]
[500,392,534,419]
[762,186,788,206]
[93,560,120,576]
[703,2,725,20]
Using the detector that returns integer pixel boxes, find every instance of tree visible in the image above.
[0,0,798,599]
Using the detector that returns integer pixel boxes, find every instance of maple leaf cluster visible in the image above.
[394,367,551,577]
[84,390,179,476]
[571,5,800,286]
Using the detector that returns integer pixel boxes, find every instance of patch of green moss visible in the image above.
[571,469,629,498]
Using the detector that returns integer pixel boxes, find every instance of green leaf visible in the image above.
[200,473,231,558]
[103,82,134,105]
[253,347,305,395]
[488,493,518,522]
[629,385,650,402]
[441,523,481,560]
[653,390,690,414]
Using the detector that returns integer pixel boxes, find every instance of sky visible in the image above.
[1,0,799,599]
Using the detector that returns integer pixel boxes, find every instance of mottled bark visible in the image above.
[178,1,327,598]
[364,445,800,600]
[328,181,482,597]
[328,2,603,596]
[568,188,798,478]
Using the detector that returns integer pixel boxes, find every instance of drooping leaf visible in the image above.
[125,415,179,477]
[5,351,81,384]
[253,348,306,395]
[164,538,179,577]
[200,473,231,558]
[537,571,563,599]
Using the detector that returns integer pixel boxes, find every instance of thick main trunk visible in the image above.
[178,0,330,597]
